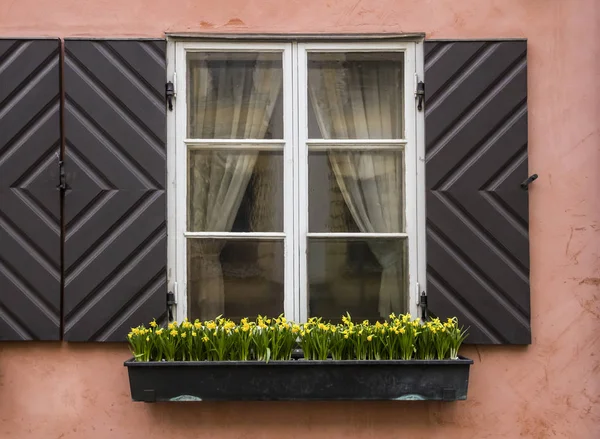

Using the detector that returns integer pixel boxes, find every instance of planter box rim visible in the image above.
[124,356,473,367]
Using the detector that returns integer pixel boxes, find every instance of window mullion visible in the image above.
[284,43,298,322]
[296,43,309,323]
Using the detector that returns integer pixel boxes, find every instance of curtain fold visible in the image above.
[188,54,282,320]
[308,58,406,317]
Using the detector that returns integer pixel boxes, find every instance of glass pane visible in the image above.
[188,239,284,321]
[188,150,283,232]
[187,52,283,139]
[308,238,408,322]
[307,52,404,139]
[308,150,404,232]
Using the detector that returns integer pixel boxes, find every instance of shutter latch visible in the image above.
[520,174,538,191]
[56,159,68,191]
[416,81,425,111]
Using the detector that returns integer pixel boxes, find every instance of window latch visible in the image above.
[416,81,425,111]
[165,81,175,111]
[520,174,538,191]
[56,159,68,191]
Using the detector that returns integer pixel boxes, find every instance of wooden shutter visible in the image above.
[0,39,61,340]
[424,40,531,344]
[63,39,167,341]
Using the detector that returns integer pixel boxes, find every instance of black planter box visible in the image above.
[125,357,473,402]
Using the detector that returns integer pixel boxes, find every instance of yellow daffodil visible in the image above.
[181,332,187,338]
[149,320,157,328]
[146,336,150,342]
[192,331,197,337]
[367,335,374,342]
[202,336,209,342]
[170,329,178,336]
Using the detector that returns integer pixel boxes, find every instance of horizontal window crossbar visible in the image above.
[307,139,406,150]
[184,232,285,240]
[307,232,408,238]
[185,138,284,144]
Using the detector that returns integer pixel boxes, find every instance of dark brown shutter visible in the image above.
[424,40,531,344]
[0,39,61,340]
[63,39,167,341]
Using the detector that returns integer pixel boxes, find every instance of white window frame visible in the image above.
[167,38,426,323]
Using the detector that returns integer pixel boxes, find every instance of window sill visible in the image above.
[124,357,473,402]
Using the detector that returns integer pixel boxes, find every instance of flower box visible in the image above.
[124,356,473,402]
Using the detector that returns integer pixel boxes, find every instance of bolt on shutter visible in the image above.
[0,39,61,340]
[424,40,531,344]
[63,39,167,341]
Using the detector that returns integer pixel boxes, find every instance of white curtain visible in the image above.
[188,54,282,320]
[308,60,406,317]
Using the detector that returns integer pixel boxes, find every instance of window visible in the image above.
[169,40,425,323]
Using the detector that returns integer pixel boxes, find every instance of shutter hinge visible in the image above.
[420,290,428,321]
[167,283,177,321]
[56,159,68,191]
[415,80,425,112]
[166,72,176,111]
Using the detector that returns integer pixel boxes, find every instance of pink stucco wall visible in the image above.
[1,0,599,437]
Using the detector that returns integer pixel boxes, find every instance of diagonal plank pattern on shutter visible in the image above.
[63,40,167,341]
[0,39,61,340]
[424,41,530,344]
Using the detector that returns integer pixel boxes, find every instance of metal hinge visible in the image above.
[420,290,428,321]
[166,72,176,111]
[414,73,425,112]
[56,159,68,191]
[167,282,177,321]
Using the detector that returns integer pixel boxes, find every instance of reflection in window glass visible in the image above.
[188,239,284,321]
[187,52,283,139]
[188,150,284,232]
[308,52,404,139]
[308,150,405,233]
[308,238,408,322]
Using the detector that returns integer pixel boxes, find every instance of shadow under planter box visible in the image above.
[124,357,473,402]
